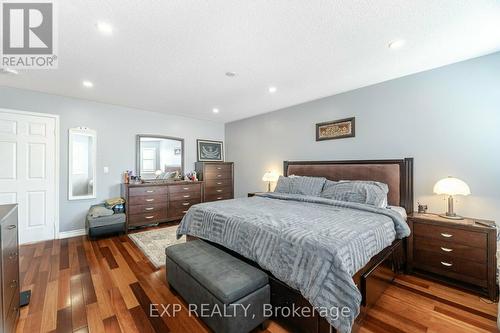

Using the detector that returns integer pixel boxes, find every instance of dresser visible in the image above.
[0,204,20,333]
[195,162,234,202]
[407,213,497,301]
[121,181,203,229]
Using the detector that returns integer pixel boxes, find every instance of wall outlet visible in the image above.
[104,166,109,174]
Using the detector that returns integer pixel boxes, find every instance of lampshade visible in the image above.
[433,177,471,196]
[262,171,279,182]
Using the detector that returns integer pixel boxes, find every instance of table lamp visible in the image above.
[433,177,471,220]
[262,171,279,192]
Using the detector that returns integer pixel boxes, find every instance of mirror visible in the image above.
[69,127,97,200]
[136,135,184,181]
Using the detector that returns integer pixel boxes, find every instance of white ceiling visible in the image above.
[1,0,500,123]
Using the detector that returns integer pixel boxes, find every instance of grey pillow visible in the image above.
[320,180,388,207]
[88,205,114,218]
[274,176,326,196]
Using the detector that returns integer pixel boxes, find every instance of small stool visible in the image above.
[86,205,126,239]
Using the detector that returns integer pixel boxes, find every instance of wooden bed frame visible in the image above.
[211,158,414,333]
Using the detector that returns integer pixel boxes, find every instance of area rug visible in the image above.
[128,225,185,268]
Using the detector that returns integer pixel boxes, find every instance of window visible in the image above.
[142,147,156,172]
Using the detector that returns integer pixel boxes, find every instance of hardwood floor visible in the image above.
[15,225,498,333]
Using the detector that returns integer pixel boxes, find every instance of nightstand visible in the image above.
[407,213,498,301]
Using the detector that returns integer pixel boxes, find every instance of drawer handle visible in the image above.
[183,187,189,190]
[217,167,222,170]
[145,216,155,219]
[440,247,453,252]
[7,225,16,230]
[216,182,222,185]
[440,261,453,267]
[183,195,190,198]
[217,197,222,200]
[144,207,154,211]
[216,189,223,193]
[10,280,17,288]
[146,190,154,193]
[145,199,155,202]
[182,202,190,206]
[440,233,453,238]
[182,210,188,214]
[216,174,222,178]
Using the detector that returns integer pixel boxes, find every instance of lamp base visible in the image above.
[439,213,464,220]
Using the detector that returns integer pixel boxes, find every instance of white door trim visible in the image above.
[0,107,60,240]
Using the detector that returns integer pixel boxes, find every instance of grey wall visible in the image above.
[0,86,224,232]
[226,52,500,223]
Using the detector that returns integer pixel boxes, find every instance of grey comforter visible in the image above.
[176,193,410,332]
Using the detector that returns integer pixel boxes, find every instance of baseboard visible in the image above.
[58,229,87,239]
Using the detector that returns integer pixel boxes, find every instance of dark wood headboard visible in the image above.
[284,158,414,213]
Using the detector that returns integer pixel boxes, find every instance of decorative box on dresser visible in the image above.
[0,204,20,333]
[195,162,234,202]
[407,213,498,301]
[121,181,203,229]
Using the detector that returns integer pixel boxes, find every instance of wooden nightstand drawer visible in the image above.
[414,249,487,283]
[414,236,487,263]
[414,222,486,248]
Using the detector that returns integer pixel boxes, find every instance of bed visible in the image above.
[177,158,413,333]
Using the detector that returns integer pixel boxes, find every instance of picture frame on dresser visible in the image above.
[197,139,224,162]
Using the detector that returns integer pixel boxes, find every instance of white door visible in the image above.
[0,110,58,244]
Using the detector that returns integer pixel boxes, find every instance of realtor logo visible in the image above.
[1,0,58,69]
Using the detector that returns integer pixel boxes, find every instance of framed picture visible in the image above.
[316,117,355,141]
[197,139,224,162]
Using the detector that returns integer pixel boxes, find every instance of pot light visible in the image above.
[212,108,220,114]
[268,86,277,94]
[82,80,94,88]
[96,22,113,35]
[388,39,406,50]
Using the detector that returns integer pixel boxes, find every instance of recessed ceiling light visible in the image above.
[96,22,113,35]
[212,108,220,114]
[225,72,236,77]
[388,39,406,50]
[82,80,94,88]
[268,86,277,93]
[0,68,18,75]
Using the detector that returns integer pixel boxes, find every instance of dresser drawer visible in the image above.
[169,198,201,210]
[205,193,233,202]
[168,183,202,193]
[129,186,168,196]
[4,292,19,333]
[128,195,167,206]
[127,203,167,215]
[205,164,232,174]
[169,191,201,201]
[1,221,17,250]
[128,211,167,226]
[414,249,487,283]
[414,236,486,263]
[204,169,232,180]
[168,207,191,219]
[205,186,233,196]
[205,179,233,188]
[413,223,486,248]
[2,247,19,315]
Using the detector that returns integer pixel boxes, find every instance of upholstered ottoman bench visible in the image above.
[85,205,126,239]
[166,240,270,333]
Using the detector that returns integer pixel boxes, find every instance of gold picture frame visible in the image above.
[316,117,355,141]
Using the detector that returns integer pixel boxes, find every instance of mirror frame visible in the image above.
[68,127,97,200]
[136,134,185,181]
